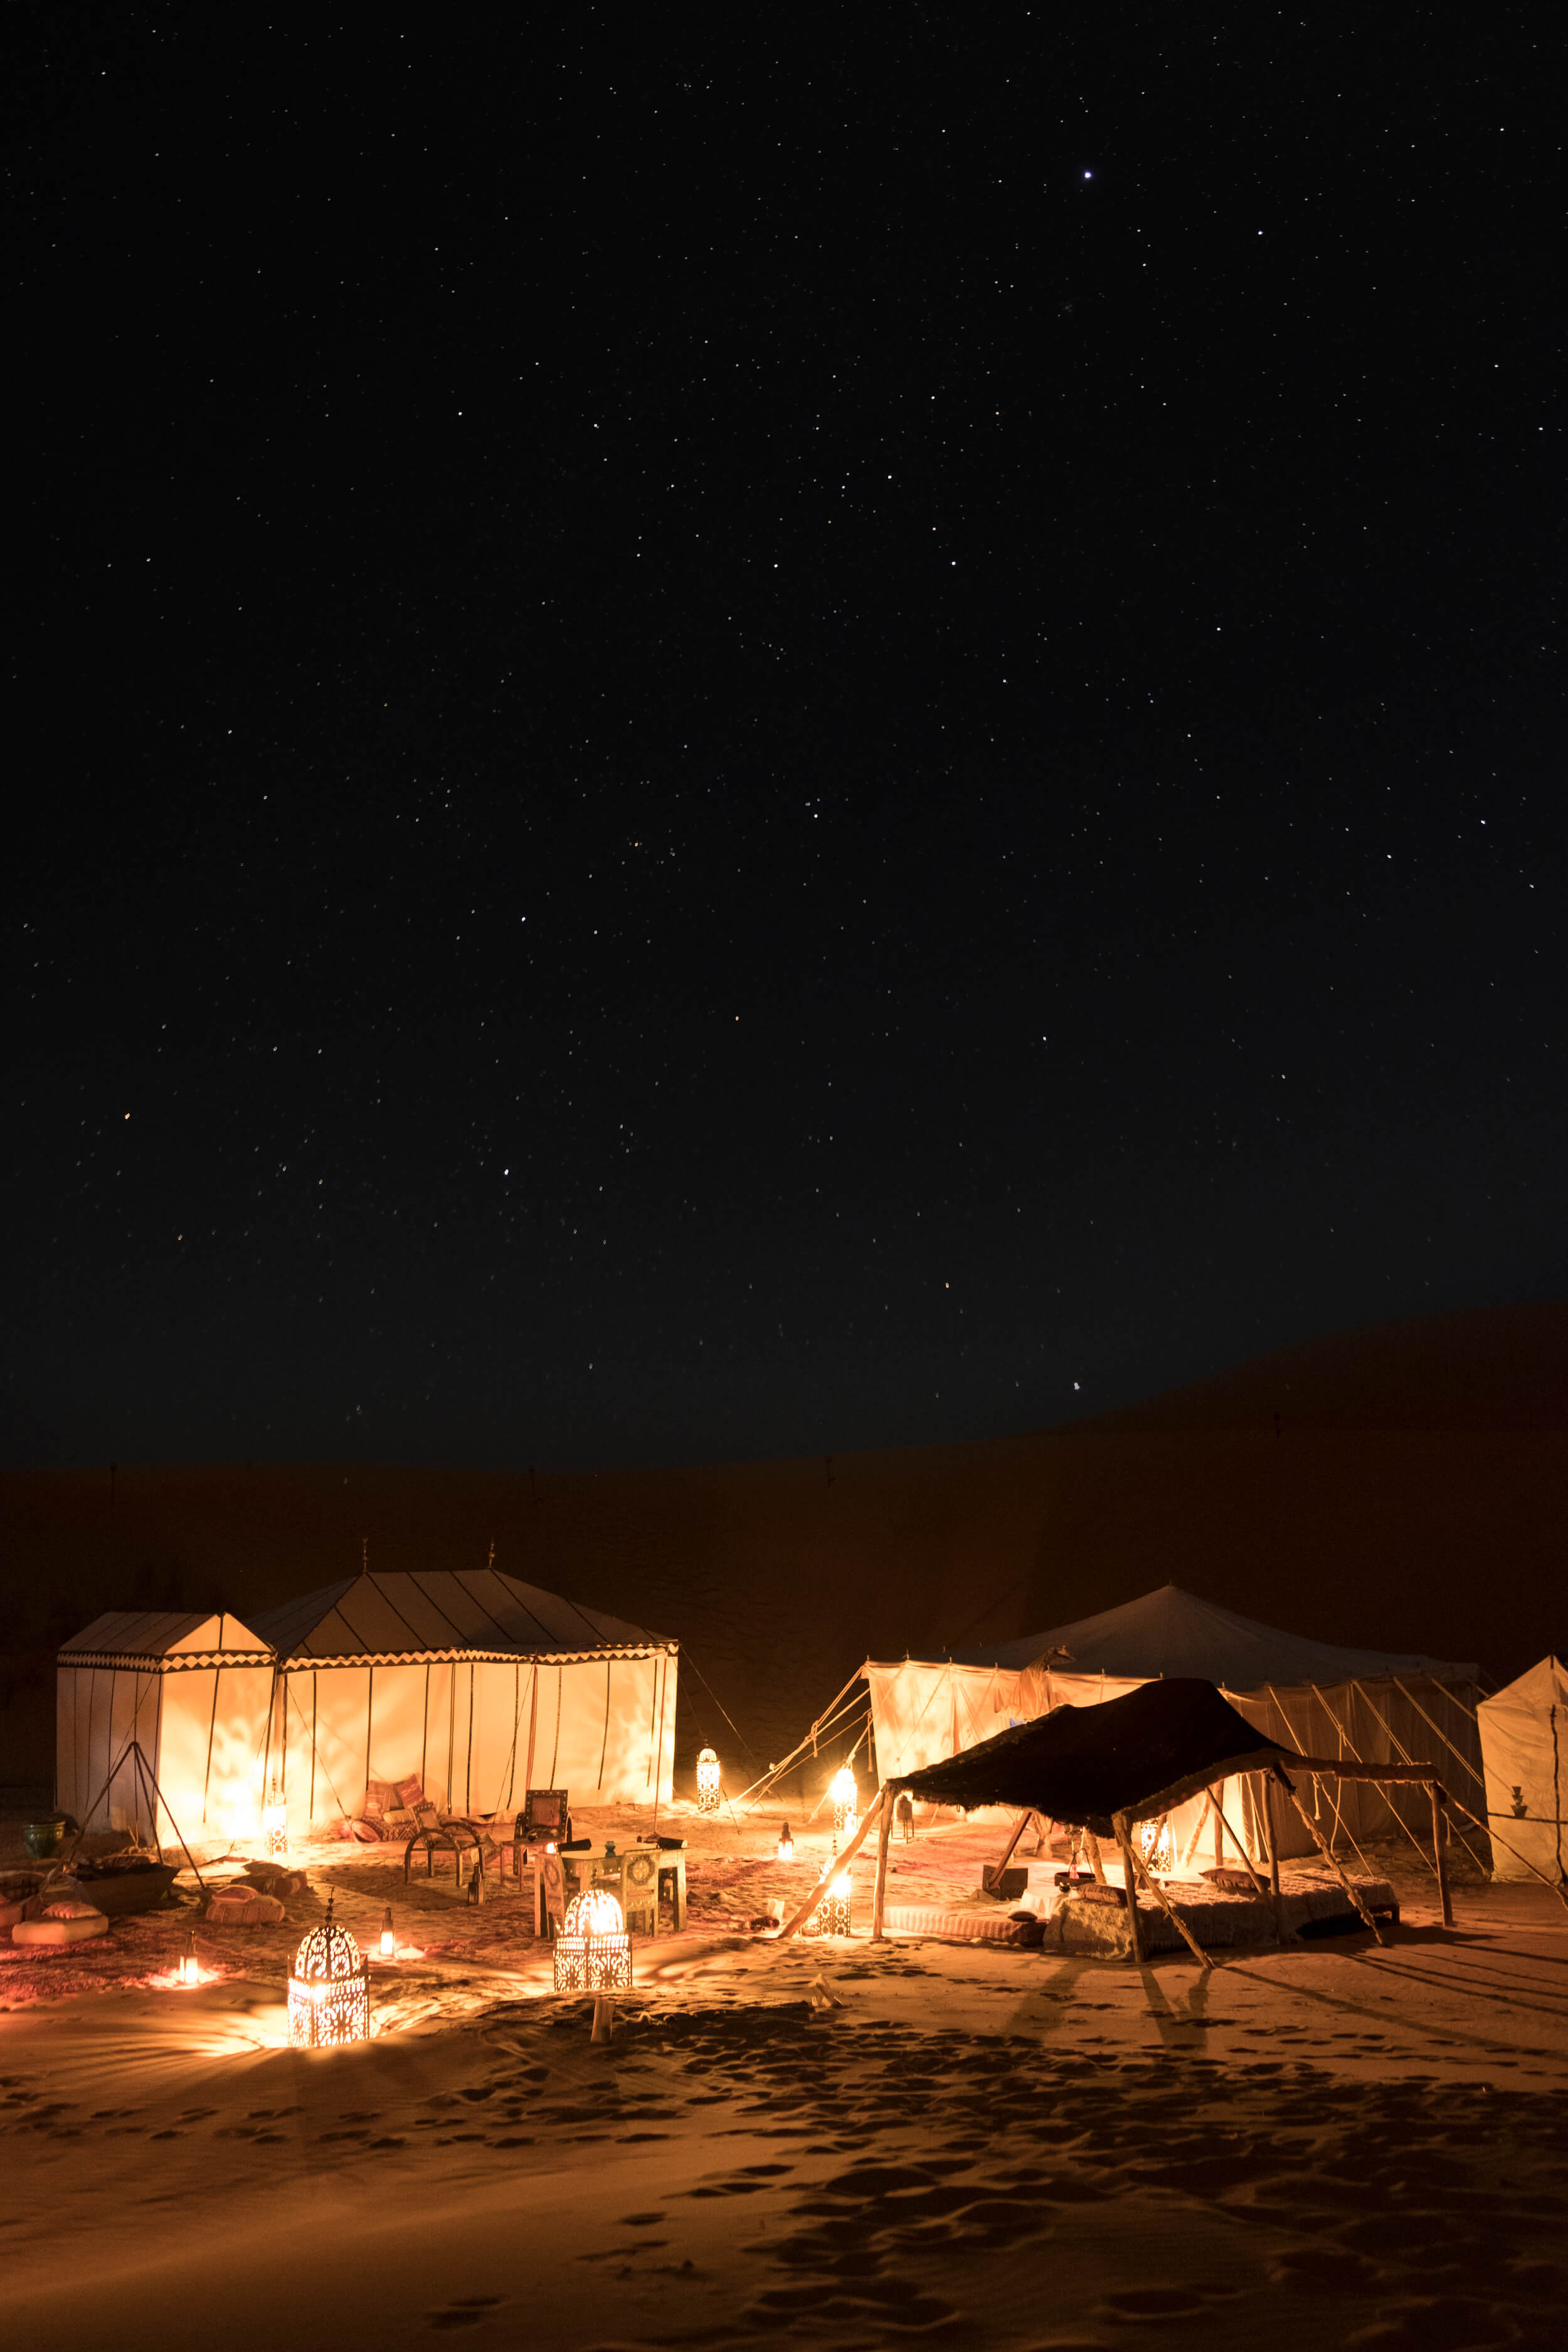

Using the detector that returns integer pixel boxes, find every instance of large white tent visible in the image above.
[57,1568,678,1848]
[1478,1656,1567,1883]
[864,1584,1483,1865]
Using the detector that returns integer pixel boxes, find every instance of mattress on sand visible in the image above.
[883,1873,1397,1955]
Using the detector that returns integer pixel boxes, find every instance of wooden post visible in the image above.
[1259,1775,1283,1937]
[1179,1792,1213,1873]
[1214,1781,1224,1866]
[1209,1789,1268,1899]
[1276,1769,1387,1946]
[1125,1832,1212,1970]
[871,1783,896,1942]
[1084,1829,1107,1884]
[1112,1812,1147,1964]
[1430,1783,1453,1928]
[989,1808,1033,1880]
[776,1786,886,1942]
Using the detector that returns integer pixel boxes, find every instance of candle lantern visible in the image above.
[177,1930,200,1986]
[1138,1815,1174,1878]
[553,1887,633,1995]
[776,1821,794,1863]
[695,1747,722,1815]
[262,1779,289,1861]
[288,1894,371,2048]
[379,1905,396,1960]
[830,1766,859,1839]
[808,1870,852,1937]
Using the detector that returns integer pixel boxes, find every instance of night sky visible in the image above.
[7,11,1562,1473]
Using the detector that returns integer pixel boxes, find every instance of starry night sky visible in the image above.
[7,11,1562,1471]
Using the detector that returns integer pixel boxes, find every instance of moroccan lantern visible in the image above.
[1138,1816,1175,1878]
[177,1930,199,1986]
[696,1747,721,1815]
[553,1887,633,1996]
[830,1766,859,1839]
[776,1822,794,1863]
[379,1905,396,1960]
[288,1894,370,2048]
[262,1779,289,1861]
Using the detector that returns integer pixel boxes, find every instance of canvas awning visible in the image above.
[889,1677,1300,1836]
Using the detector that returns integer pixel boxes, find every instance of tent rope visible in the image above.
[1349,1679,1488,1875]
[1388,1676,1488,1791]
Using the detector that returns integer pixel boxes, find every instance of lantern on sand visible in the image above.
[776,1822,794,1863]
[807,1870,851,1937]
[379,1905,396,1960]
[177,1930,199,1986]
[288,1894,370,2048]
[1138,1816,1175,1878]
[262,1779,289,1861]
[696,1747,721,1815]
[553,1888,633,1994]
[830,1766,859,1839]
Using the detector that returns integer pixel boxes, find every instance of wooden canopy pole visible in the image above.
[1259,1775,1283,1937]
[1275,1767,1385,1946]
[1125,1831,1212,1970]
[871,1784,895,1942]
[1083,1829,1107,1883]
[1430,1783,1453,1927]
[988,1808,1034,1880]
[776,1786,887,1942]
[1209,1788,1268,1899]
[1111,1812,1147,1964]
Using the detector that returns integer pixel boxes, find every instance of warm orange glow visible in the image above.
[777,1822,794,1862]
[554,1887,633,1993]
[288,1895,369,2047]
[379,1905,396,1959]
[830,1766,859,1838]
[696,1745,721,1815]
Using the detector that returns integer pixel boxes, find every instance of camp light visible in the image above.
[821,1871,852,1937]
[287,1895,370,2048]
[553,1888,633,1995]
[1138,1816,1175,1878]
[696,1747,722,1815]
[379,1905,396,1960]
[262,1779,289,1861]
[177,1931,199,1986]
[776,1822,794,1863]
[830,1766,859,1839]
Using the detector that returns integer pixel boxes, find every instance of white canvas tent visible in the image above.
[864,1584,1483,1866]
[58,1568,678,1849]
[1478,1656,1567,1883]
[56,1611,276,1845]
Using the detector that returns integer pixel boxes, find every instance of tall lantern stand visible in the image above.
[262,1779,289,1862]
[696,1747,722,1816]
[830,1766,859,1840]
[288,1894,371,2048]
[554,1888,633,1994]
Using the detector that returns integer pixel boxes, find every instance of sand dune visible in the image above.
[3,1303,1564,1784]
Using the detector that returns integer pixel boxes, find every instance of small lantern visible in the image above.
[830,1766,859,1839]
[776,1821,794,1863]
[553,1887,633,1995]
[177,1930,200,1986]
[1138,1815,1175,1878]
[379,1905,396,1960]
[262,1779,289,1861]
[288,1894,370,2048]
[696,1747,721,1816]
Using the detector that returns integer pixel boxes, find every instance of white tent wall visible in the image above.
[54,1660,274,1842]
[1478,1658,1567,1883]
[864,1656,1480,1867]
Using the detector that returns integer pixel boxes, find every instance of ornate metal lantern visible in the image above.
[830,1766,859,1839]
[1138,1815,1175,1878]
[379,1905,396,1959]
[806,1869,852,1937]
[288,1894,370,2048]
[262,1779,289,1861]
[776,1822,794,1863]
[553,1887,633,1994]
[696,1747,721,1815]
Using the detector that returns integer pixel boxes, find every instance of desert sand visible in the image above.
[3,1798,1566,2351]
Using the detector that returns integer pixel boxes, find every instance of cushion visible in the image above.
[207,1885,286,1926]
[43,1900,102,1920]
[363,1779,396,1819]
[395,1774,426,1809]
[13,1911,109,1946]
[881,1905,1044,1946]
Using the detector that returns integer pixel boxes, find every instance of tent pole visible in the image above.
[1430,1783,1453,1927]
[1179,1793,1212,1873]
[1259,1775,1282,1936]
[1112,1814,1147,1964]
[1125,1827,1211,1970]
[1083,1829,1107,1884]
[988,1808,1033,1883]
[776,1788,886,1942]
[871,1784,894,1942]
[1275,1767,1385,1945]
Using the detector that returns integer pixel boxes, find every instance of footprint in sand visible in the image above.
[423,2296,506,2331]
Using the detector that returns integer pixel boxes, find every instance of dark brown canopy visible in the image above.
[890,1677,1300,1836]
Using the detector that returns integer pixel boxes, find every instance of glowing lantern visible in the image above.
[1138,1816,1175,1878]
[696,1747,721,1816]
[262,1779,289,1861]
[776,1822,794,1863]
[830,1766,859,1839]
[806,1869,852,1938]
[177,1931,199,1986]
[553,1887,633,1995]
[379,1905,396,1960]
[287,1894,370,2048]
